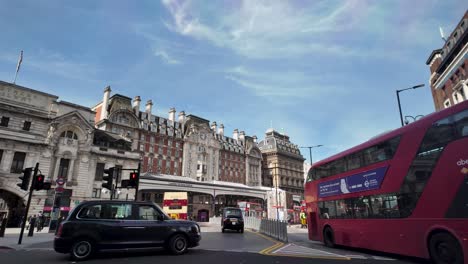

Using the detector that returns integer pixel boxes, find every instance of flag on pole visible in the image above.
[13,50,23,84]
[439,26,447,42]
[16,50,23,74]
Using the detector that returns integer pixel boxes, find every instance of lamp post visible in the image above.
[273,163,280,220]
[300,145,323,166]
[396,84,425,127]
[404,115,424,125]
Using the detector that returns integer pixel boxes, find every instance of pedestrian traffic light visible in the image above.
[17,168,32,191]
[102,167,114,190]
[128,172,139,188]
[33,174,51,191]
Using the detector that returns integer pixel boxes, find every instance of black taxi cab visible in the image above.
[54,200,201,260]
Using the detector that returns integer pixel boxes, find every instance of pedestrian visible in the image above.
[300,210,307,229]
[287,214,292,227]
[26,215,32,230]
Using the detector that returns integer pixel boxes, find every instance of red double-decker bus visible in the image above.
[304,100,468,264]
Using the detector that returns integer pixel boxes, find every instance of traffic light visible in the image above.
[102,167,114,190]
[33,174,51,191]
[17,168,32,191]
[128,172,139,188]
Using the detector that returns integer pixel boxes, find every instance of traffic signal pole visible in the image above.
[18,162,39,245]
[134,162,140,201]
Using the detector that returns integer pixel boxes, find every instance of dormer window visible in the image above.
[60,130,78,140]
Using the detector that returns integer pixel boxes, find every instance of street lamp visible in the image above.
[404,115,424,125]
[396,84,425,127]
[300,145,323,166]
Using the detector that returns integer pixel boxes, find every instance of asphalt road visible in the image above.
[0,224,427,264]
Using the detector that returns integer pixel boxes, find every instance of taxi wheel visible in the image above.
[70,238,95,261]
[168,234,188,255]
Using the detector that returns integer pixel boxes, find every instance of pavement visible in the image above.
[0,227,54,251]
[0,222,428,263]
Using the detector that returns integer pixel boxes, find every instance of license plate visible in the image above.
[232,222,236,225]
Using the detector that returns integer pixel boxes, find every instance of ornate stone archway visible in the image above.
[0,188,26,227]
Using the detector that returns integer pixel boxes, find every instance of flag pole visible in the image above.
[13,50,23,84]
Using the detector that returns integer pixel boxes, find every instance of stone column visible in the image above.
[67,158,75,183]
[53,157,61,180]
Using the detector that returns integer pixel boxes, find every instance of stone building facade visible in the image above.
[0,82,140,227]
[426,11,468,111]
[258,129,305,197]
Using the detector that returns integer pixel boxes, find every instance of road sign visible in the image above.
[56,177,65,186]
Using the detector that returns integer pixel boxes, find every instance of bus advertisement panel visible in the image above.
[304,100,468,264]
[162,192,188,220]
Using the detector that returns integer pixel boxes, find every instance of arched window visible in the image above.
[60,130,78,140]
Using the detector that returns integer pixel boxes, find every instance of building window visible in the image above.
[60,130,78,140]
[175,150,179,158]
[58,158,70,178]
[168,140,172,147]
[149,146,153,153]
[158,147,163,155]
[150,136,155,143]
[0,117,10,127]
[92,188,101,198]
[22,121,31,131]
[95,163,105,181]
[176,142,180,148]
[444,100,451,108]
[10,152,26,173]
[140,134,145,141]
[140,144,144,151]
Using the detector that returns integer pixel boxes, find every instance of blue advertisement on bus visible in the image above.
[318,166,388,198]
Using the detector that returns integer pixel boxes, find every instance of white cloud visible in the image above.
[154,49,181,64]
[161,0,369,59]
[224,66,347,101]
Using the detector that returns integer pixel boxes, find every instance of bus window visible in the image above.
[353,197,370,218]
[319,201,337,219]
[453,109,468,137]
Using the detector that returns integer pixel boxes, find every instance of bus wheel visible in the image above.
[323,226,335,248]
[429,232,463,264]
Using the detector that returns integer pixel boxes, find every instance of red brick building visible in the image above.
[426,11,468,111]
[92,88,184,175]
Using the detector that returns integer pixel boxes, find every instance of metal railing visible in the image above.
[244,217,288,243]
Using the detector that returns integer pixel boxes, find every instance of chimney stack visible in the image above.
[133,96,141,114]
[233,129,239,141]
[145,100,153,118]
[253,135,258,143]
[239,130,246,141]
[211,121,217,133]
[168,108,176,124]
[178,111,186,123]
[100,86,111,120]
[218,124,224,137]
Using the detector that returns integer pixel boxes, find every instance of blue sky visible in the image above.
[0,0,466,163]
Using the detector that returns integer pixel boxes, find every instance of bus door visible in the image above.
[309,203,319,237]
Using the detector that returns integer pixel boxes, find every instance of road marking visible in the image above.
[270,243,350,260]
[344,255,368,259]
[372,256,396,261]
